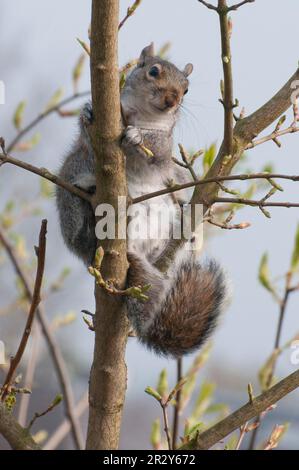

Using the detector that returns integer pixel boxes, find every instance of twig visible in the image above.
[1,220,47,401]
[161,402,172,450]
[131,172,299,205]
[246,125,299,150]
[0,152,91,203]
[197,0,218,11]
[172,357,183,449]
[198,0,255,11]
[118,0,142,30]
[210,197,299,209]
[181,367,299,449]
[218,0,234,157]
[6,91,90,153]
[207,214,250,230]
[275,277,293,350]
[228,0,255,11]
[178,144,198,182]
[89,247,149,301]
[17,323,42,426]
[235,423,248,450]
[27,394,62,430]
[43,392,88,450]
[0,226,84,449]
[248,273,294,449]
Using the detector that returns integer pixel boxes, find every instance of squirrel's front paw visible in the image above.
[122,126,143,146]
[80,102,94,127]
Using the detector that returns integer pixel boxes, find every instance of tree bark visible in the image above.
[0,402,40,450]
[182,368,299,450]
[86,0,129,450]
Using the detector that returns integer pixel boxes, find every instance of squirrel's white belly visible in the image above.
[127,178,178,261]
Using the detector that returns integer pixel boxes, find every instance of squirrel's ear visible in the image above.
[138,43,155,67]
[183,63,193,77]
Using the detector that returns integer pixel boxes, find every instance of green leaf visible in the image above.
[166,377,188,404]
[52,394,63,407]
[225,433,239,450]
[40,179,53,198]
[119,72,126,90]
[268,179,283,192]
[72,54,85,93]
[290,224,299,272]
[184,422,204,440]
[181,343,212,410]
[203,143,216,172]
[13,101,26,130]
[157,369,168,399]
[76,38,90,56]
[44,88,64,112]
[258,348,281,391]
[258,253,275,295]
[150,419,161,449]
[145,387,162,402]
[191,381,215,420]
[262,163,275,174]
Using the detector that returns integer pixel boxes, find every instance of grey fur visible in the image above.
[56,44,229,357]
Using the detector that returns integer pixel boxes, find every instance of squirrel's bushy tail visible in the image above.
[126,249,229,358]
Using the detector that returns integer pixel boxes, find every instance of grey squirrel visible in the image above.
[56,44,229,357]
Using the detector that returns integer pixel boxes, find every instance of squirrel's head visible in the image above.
[122,43,193,122]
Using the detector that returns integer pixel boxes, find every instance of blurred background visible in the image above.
[1,0,299,450]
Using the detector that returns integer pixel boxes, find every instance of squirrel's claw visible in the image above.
[123,125,143,146]
[81,101,94,127]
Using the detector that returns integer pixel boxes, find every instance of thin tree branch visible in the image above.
[7,91,90,153]
[118,0,142,30]
[181,368,299,449]
[43,392,88,450]
[209,197,299,209]
[86,0,129,450]
[197,0,255,11]
[0,401,40,450]
[161,403,172,450]
[228,0,255,12]
[197,0,218,11]
[1,220,47,401]
[235,422,249,450]
[132,172,299,205]
[248,273,294,449]
[17,323,42,427]
[178,144,198,182]
[0,152,91,203]
[0,226,84,449]
[218,0,234,157]
[246,125,299,150]
[172,357,183,449]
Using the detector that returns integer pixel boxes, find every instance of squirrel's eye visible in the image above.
[184,89,189,95]
[149,66,160,78]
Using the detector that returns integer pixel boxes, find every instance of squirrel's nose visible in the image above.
[164,95,176,108]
